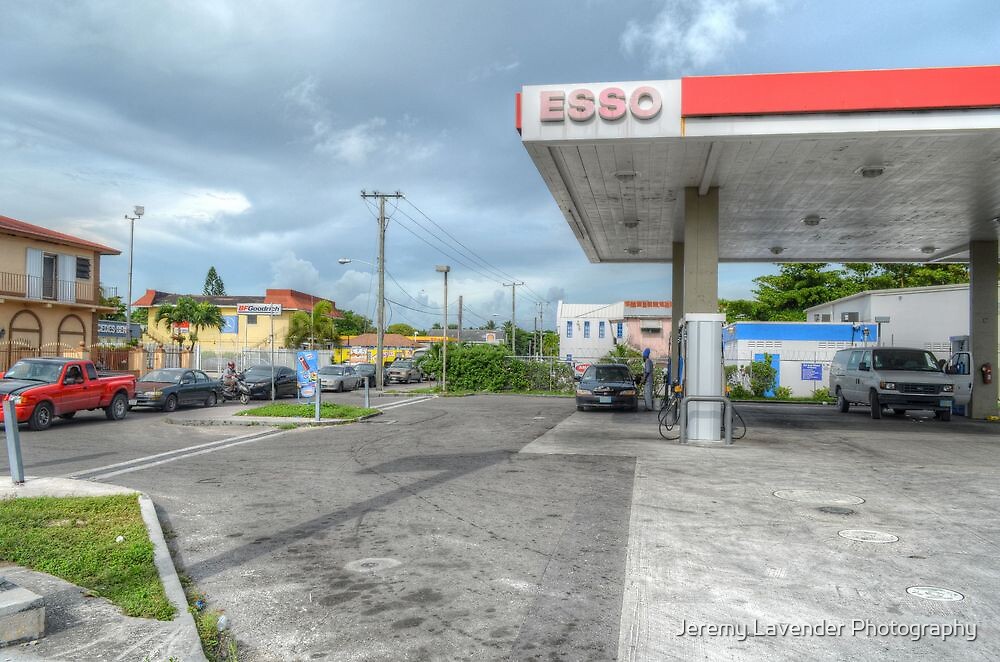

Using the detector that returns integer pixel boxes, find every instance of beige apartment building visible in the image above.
[0,214,120,369]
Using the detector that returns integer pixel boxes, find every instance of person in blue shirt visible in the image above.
[643,348,654,411]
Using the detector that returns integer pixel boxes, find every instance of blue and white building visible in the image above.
[724,322,878,397]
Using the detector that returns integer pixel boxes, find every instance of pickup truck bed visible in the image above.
[0,357,136,431]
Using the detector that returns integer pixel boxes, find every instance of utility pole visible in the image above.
[457,295,463,343]
[361,190,403,391]
[436,266,450,392]
[503,281,524,355]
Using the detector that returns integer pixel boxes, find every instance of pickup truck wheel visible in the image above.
[836,390,849,413]
[29,402,54,430]
[162,394,178,413]
[869,390,882,419]
[59,411,77,420]
[105,392,129,420]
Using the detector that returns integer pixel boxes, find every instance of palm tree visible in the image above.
[188,301,225,349]
[284,300,339,348]
[154,298,197,347]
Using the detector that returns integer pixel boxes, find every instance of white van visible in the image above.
[829,347,955,421]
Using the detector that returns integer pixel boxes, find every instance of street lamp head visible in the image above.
[134,205,144,217]
[337,258,352,264]
[435,265,451,273]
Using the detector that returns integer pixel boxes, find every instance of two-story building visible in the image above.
[132,288,342,351]
[556,299,673,365]
[0,214,120,370]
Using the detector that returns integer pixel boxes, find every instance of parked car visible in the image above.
[0,358,135,430]
[243,365,298,399]
[319,365,361,392]
[386,359,422,384]
[353,363,377,387]
[575,363,639,412]
[830,347,954,420]
[133,368,223,412]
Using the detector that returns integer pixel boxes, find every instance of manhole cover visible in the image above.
[839,529,899,543]
[906,586,964,602]
[818,506,856,515]
[773,490,865,505]
[344,557,402,574]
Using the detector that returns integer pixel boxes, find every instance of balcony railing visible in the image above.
[0,271,115,305]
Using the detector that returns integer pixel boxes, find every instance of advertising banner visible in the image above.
[97,320,129,337]
[296,350,318,398]
[221,315,239,334]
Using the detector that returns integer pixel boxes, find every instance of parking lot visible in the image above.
[2,395,999,660]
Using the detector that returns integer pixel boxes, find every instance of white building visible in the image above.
[724,321,878,397]
[556,301,624,364]
[804,283,998,358]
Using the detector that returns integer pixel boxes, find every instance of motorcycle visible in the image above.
[221,373,251,405]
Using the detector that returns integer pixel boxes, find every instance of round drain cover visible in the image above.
[773,490,865,505]
[907,586,964,601]
[344,557,402,574]
[818,506,855,515]
[839,529,898,543]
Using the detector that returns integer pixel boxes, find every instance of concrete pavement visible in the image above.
[522,403,1000,660]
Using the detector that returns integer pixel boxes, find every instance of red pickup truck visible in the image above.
[0,357,136,431]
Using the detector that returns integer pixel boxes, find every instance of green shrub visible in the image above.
[774,386,793,399]
[729,384,752,399]
[811,386,832,401]
[416,343,574,393]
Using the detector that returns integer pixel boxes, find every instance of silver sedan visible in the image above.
[318,365,361,392]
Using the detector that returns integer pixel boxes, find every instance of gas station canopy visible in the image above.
[518,66,1000,264]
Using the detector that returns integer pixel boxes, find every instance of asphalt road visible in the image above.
[2,394,631,661]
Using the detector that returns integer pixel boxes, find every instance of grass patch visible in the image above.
[237,402,377,420]
[0,494,174,620]
[180,574,239,661]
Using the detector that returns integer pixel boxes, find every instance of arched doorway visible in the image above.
[5,309,42,371]
[58,313,87,349]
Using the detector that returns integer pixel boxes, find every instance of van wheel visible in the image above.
[836,390,849,413]
[869,391,882,419]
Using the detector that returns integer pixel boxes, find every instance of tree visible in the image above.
[203,266,226,296]
[387,323,417,337]
[542,330,560,357]
[99,292,126,321]
[285,300,340,348]
[153,297,223,349]
[719,262,970,322]
[482,319,497,330]
[335,310,375,336]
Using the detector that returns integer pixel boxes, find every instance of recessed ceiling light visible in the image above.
[614,170,638,182]
[622,220,641,229]
[801,215,823,226]
[920,246,936,254]
[769,246,784,255]
[624,246,642,255]
[855,165,886,178]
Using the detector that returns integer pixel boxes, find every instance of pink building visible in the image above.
[623,301,673,359]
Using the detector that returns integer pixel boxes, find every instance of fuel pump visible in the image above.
[679,313,727,442]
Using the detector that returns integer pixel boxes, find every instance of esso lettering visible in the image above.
[540,86,662,123]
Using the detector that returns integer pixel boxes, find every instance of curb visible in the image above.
[137,493,207,662]
[166,411,382,427]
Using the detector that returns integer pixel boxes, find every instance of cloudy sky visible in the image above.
[2,1,997,330]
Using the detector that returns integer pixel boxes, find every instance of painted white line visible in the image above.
[377,395,437,411]
[90,432,290,480]
[65,429,282,479]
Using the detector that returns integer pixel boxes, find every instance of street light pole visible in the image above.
[123,205,144,344]
[503,281,524,355]
[436,265,450,392]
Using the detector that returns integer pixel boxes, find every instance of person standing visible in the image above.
[642,348,654,411]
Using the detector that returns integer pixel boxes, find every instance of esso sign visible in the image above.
[540,87,662,123]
